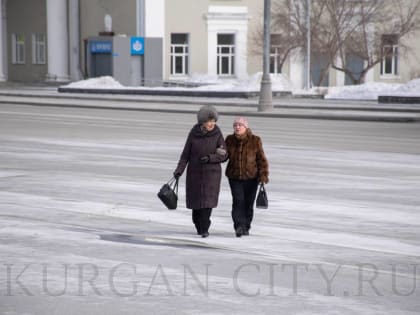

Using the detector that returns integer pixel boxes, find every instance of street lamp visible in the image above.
[306,0,311,90]
[258,0,273,112]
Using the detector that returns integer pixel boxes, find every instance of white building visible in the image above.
[1,0,419,88]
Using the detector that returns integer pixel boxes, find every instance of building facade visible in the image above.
[1,0,419,88]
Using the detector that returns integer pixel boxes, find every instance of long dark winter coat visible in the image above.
[175,124,227,209]
[225,128,269,183]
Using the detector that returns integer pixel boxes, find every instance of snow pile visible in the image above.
[62,73,292,92]
[231,72,293,92]
[393,78,420,96]
[186,73,222,85]
[325,78,420,100]
[188,72,292,92]
[325,82,403,100]
[62,74,420,99]
[64,76,125,89]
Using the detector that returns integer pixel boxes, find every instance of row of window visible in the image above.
[170,33,283,76]
[11,31,397,77]
[170,32,398,77]
[11,33,46,65]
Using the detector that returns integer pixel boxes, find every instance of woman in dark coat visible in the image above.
[225,117,269,237]
[174,105,227,238]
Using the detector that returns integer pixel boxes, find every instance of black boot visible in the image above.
[235,226,243,237]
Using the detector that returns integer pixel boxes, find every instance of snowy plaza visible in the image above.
[0,100,419,314]
[2,0,420,312]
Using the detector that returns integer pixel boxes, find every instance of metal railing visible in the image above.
[138,78,206,88]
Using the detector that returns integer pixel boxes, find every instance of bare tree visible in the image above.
[252,0,330,85]
[283,0,332,86]
[264,0,420,85]
[327,0,420,84]
[251,0,301,73]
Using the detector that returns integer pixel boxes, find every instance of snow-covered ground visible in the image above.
[62,74,420,100]
[1,104,419,314]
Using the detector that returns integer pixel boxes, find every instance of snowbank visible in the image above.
[62,75,420,100]
[62,73,292,92]
[181,72,292,92]
[64,76,125,89]
[325,78,420,100]
[393,78,420,96]
[325,82,403,100]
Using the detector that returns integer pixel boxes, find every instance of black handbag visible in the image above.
[256,183,268,209]
[157,177,179,210]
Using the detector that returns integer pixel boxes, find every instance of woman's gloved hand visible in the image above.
[200,155,210,164]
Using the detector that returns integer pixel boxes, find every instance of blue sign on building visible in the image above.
[90,41,112,54]
[131,37,144,55]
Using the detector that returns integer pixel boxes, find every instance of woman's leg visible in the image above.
[243,179,259,234]
[200,208,212,237]
[192,209,201,235]
[229,179,246,236]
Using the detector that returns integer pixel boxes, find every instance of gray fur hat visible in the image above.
[197,105,218,124]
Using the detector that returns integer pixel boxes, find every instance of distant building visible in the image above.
[1,0,419,88]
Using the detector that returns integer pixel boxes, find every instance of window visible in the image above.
[170,33,189,75]
[217,34,235,76]
[32,33,46,64]
[12,33,25,64]
[270,34,282,74]
[381,34,398,76]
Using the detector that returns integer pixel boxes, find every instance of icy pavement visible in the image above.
[0,104,419,314]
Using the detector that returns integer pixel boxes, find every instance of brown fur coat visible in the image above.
[225,129,269,183]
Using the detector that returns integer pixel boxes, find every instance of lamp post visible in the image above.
[305,0,311,90]
[258,0,273,112]
[135,0,145,86]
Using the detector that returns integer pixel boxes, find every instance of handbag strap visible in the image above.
[259,183,265,192]
[168,177,179,195]
[173,177,179,195]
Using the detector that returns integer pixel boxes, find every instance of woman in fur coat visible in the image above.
[174,105,227,238]
[225,117,269,237]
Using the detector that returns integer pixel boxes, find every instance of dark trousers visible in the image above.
[229,178,258,231]
[192,208,212,234]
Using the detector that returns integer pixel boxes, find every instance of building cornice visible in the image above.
[204,12,250,21]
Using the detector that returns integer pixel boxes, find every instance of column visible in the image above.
[335,56,345,86]
[289,49,305,90]
[68,0,82,81]
[235,28,248,80]
[0,0,6,81]
[46,0,69,82]
[143,0,165,84]
[365,66,374,83]
[132,0,145,86]
[207,30,218,76]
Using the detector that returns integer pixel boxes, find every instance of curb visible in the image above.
[1,98,419,123]
[57,87,293,99]
[2,90,420,113]
[379,95,420,104]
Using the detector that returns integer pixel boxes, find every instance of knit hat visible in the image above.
[233,117,249,128]
[197,105,218,124]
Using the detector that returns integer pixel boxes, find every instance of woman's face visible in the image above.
[233,122,247,135]
[202,119,216,131]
